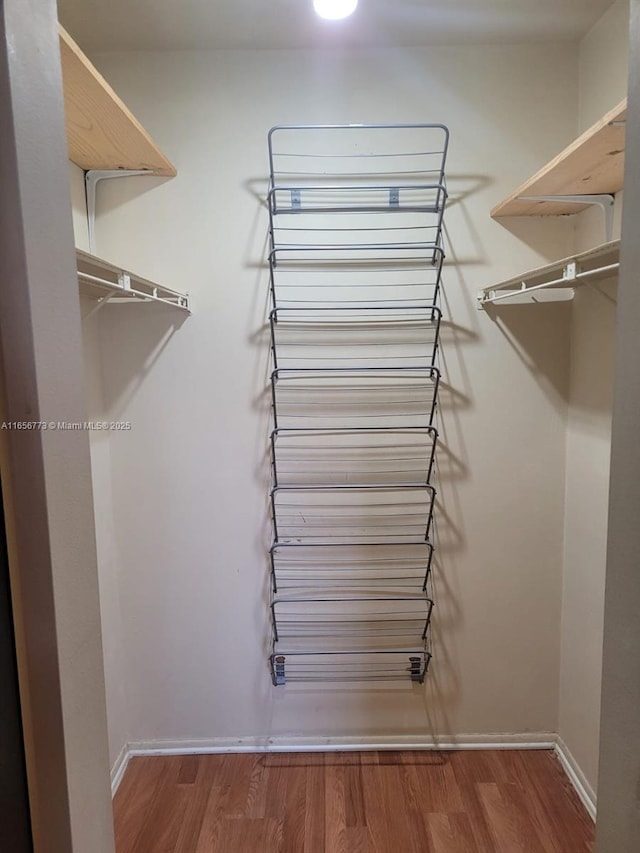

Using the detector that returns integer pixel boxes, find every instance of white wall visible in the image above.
[574,0,629,250]
[82,43,578,748]
[596,6,640,845]
[560,278,617,795]
[558,0,629,797]
[70,161,131,768]
[578,0,630,131]
[0,0,115,847]
[81,302,131,769]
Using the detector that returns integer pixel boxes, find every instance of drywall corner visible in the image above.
[82,299,132,770]
[559,277,616,795]
[557,0,628,800]
[578,0,630,131]
[596,2,640,849]
[0,0,115,849]
[69,161,89,251]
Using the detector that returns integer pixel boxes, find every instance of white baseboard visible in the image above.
[554,737,597,821]
[125,731,556,757]
[112,732,595,823]
[110,743,131,797]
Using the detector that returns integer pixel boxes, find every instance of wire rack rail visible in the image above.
[265,124,448,684]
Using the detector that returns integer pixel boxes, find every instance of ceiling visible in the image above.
[58,0,615,52]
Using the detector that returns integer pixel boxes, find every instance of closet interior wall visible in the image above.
[74,42,580,759]
[558,0,629,797]
[72,162,130,769]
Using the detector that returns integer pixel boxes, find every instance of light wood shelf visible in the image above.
[59,25,176,177]
[491,99,626,218]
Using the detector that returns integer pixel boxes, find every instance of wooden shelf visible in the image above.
[59,26,176,177]
[77,250,190,312]
[491,99,626,218]
[478,240,620,307]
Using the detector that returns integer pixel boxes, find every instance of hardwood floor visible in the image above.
[113,749,594,852]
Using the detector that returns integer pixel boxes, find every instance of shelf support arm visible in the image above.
[85,169,152,254]
[518,193,615,243]
[82,290,115,320]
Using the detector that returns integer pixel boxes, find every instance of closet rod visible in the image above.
[77,271,191,311]
[481,261,619,306]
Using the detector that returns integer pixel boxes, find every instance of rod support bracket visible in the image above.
[118,272,132,292]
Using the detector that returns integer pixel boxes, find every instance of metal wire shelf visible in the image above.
[271,593,433,639]
[268,254,445,310]
[269,542,434,594]
[268,123,448,212]
[271,427,438,487]
[270,484,436,546]
[265,123,447,685]
[269,647,432,685]
[268,183,447,214]
[269,237,445,268]
[271,366,440,430]
[270,305,441,370]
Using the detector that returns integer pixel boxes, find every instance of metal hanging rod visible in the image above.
[76,249,190,313]
[482,263,618,306]
[77,272,190,311]
[477,240,620,309]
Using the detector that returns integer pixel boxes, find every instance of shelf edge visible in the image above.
[59,25,177,177]
[491,99,627,218]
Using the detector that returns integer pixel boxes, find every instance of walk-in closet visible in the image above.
[1,1,638,851]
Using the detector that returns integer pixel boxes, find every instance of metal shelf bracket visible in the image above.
[85,169,152,254]
[518,193,615,243]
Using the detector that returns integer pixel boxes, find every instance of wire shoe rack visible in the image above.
[265,124,449,685]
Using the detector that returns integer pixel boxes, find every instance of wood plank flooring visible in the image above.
[113,749,594,852]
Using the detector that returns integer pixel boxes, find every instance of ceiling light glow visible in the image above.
[313,0,358,21]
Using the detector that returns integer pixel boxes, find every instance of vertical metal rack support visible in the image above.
[265,124,449,685]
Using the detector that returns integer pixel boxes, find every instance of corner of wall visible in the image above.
[69,161,90,251]
[557,0,628,799]
[81,302,132,770]
[578,0,630,131]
